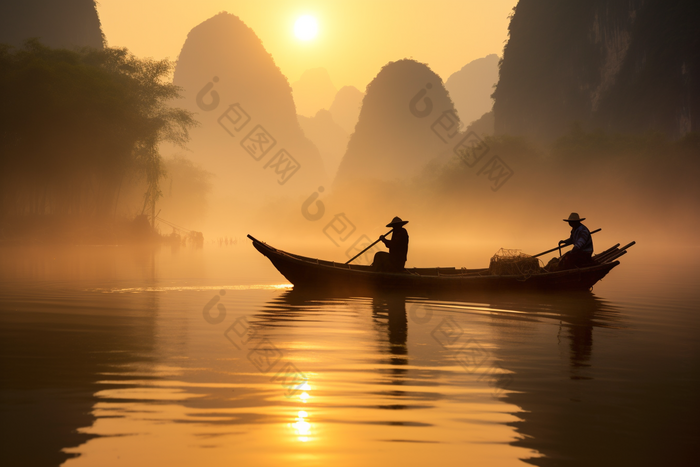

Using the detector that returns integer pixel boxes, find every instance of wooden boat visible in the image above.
[248,234,635,292]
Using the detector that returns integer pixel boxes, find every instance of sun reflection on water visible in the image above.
[290,382,313,442]
[291,410,312,442]
[298,381,311,403]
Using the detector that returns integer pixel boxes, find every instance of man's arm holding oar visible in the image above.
[346,229,393,264]
[532,228,601,258]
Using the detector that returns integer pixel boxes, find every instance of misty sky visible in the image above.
[97,0,517,90]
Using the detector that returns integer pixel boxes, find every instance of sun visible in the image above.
[294,15,318,41]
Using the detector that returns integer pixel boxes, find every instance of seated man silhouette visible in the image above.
[558,212,594,269]
[372,217,409,272]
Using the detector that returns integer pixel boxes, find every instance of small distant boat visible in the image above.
[247,234,635,292]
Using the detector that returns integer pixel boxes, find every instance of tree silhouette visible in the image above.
[0,40,196,232]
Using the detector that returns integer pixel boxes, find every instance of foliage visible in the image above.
[551,123,669,163]
[0,40,197,219]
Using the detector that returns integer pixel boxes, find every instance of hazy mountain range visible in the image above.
[292,68,337,118]
[297,110,348,180]
[445,54,499,127]
[329,85,365,135]
[5,1,695,237]
[293,76,364,180]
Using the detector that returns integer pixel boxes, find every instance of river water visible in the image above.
[1,241,698,466]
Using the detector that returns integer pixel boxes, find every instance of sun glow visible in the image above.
[294,15,318,41]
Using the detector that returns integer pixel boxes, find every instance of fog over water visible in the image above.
[1,1,698,466]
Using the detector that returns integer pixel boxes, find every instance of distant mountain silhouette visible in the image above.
[292,68,337,117]
[445,54,499,126]
[493,0,699,140]
[298,110,349,180]
[334,59,459,187]
[465,111,495,136]
[172,12,326,201]
[0,0,104,49]
[329,85,364,134]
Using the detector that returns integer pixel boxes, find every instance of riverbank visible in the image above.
[0,214,203,246]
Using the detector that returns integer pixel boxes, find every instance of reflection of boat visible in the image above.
[255,287,621,397]
[248,235,634,292]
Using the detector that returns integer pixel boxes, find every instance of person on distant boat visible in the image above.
[372,217,409,272]
[558,212,594,269]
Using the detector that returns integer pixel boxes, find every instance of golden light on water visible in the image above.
[289,381,313,442]
[291,410,312,442]
[298,381,312,403]
[294,15,318,41]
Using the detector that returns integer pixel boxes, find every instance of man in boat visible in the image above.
[372,217,409,272]
[557,212,594,269]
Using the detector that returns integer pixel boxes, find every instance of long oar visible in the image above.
[532,228,601,258]
[346,229,393,264]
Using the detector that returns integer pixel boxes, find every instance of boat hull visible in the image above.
[249,236,620,293]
